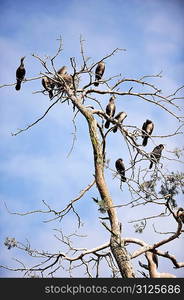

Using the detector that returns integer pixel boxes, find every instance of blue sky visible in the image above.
[0,0,184,277]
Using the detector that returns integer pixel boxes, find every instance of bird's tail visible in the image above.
[113,126,117,133]
[121,174,126,182]
[149,161,153,169]
[142,136,148,146]
[105,120,110,129]
[49,90,54,99]
[15,80,21,91]
[92,197,98,204]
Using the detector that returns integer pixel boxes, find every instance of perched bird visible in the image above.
[42,76,55,99]
[57,66,67,76]
[115,158,126,182]
[56,66,73,89]
[142,119,154,146]
[176,207,184,223]
[113,111,127,133]
[149,144,164,169]
[94,61,105,86]
[15,57,26,91]
[105,96,116,129]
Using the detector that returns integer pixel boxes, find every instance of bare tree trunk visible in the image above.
[67,92,135,277]
[87,114,135,278]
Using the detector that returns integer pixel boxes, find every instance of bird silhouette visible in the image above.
[142,119,154,146]
[105,96,116,129]
[94,61,105,86]
[113,111,127,133]
[42,76,55,99]
[115,158,126,182]
[15,57,26,91]
[149,144,164,169]
[176,207,184,223]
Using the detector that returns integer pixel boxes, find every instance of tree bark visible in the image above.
[87,114,135,278]
[68,92,136,277]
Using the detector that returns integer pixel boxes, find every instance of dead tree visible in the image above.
[1,37,184,278]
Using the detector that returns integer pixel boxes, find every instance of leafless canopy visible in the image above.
[1,37,184,278]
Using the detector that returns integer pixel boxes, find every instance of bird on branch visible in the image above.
[94,61,105,86]
[142,119,154,146]
[176,207,184,223]
[56,66,73,89]
[149,144,164,169]
[105,96,116,129]
[15,57,26,91]
[113,111,127,133]
[42,76,55,99]
[115,158,126,182]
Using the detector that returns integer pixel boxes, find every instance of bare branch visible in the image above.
[11,98,61,136]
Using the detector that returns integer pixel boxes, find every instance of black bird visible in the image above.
[42,76,55,99]
[176,207,184,223]
[149,144,164,169]
[94,61,105,86]
[142,119,154,146]
[113,111,127,133]
[15,57,26,91]
[105,96,116,129]
[115,158,126,182]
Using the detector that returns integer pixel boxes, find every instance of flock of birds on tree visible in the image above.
[15,57,165,183]
[12,56,184,280]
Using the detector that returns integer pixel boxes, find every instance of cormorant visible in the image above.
[115,158,126,182]
[176,207,184,223]
[149,144,164,169]
[42,76,55,99]
[15,57,26,91]
[105,96,116,129]
[113,111,127,133]
[94,61,105,86]
[142,119,154,146]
